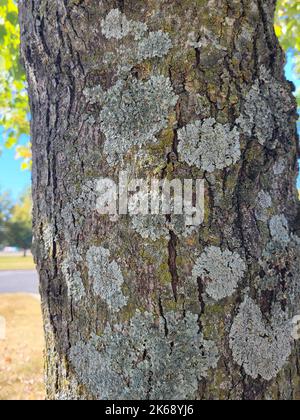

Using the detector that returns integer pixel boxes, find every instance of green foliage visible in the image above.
[275,0,300,106]
[0,190,12,222]
[6,188,32,252]
[0,0,31,168]
[0,190,12,245]
[0,188,32,251]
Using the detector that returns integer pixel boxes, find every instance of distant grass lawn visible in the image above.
[0,294,45,400]
[0,256,35,271]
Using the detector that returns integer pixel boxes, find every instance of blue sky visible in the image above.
[0,51,299,200]
[285,50,300,189]
[0,130,31,200]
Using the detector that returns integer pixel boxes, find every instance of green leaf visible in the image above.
[6,11,18,26]
[0,24,7,42]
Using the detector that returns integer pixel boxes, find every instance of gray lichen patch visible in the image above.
[237,67,295,148]
[100,75,178,164]
[186,29,227,68]
[168,215,199,238]
[101,9,147,40]
[177,118,241,173]
[236,81,274,146]
[100,9,172,75]
[83,85,104,105]
[269,215,290,246]
[131,215,170,241]
[86,246,127,312]
[192,246,246,301]
[187,29,227,52]
[42,223,54,257]
[69,310,219,400]
[60,180,98,243]
[112,31,173,75]
[259,235,300,314]
[137,30,172,60]
[87,9,176,164]
[131,215,198,241]
[61,251,85,303]
[229,297,292,381]
[255,191,272,222]
[273,158,285,176]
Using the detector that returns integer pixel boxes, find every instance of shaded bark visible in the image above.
[19,0,300,400]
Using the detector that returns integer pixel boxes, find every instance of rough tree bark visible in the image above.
[19,0,300,400]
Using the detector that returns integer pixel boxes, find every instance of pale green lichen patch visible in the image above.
[168,215,198,238]
[62,251,85,303]
[131,215,169,241]
[136,30,172,60]
[269,215,290,245]
[258,235,300,314]
[255,191,272,222]
[131,215,198,241]
[237,67,295,148]
[186,28,228,69]
[87,9,176,164]
[100,9,172,75]
[101,9,147,40]
[236,81,274,146]
[177,118,241,173]
[83,85,104,105]
[192,246,246,301]
[273,158,285,176]
[42,223,54,256]
[100,75,178,164]
[69,310,219,400]
[230,297,292,381]
[115,30,172,74]
[187,29,227,51]
[60,180,97,243]
[86,246,128,312]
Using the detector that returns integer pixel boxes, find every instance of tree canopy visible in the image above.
[275,0,300,105]
[6,189,32,253]
[0,0,30,168]
[0,188,32,252]
[0,190,12,245]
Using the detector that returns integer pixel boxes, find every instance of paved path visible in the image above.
[0,271,39,294]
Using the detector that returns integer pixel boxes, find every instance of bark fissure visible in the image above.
[167,229,179,302]
[158,297,169,337]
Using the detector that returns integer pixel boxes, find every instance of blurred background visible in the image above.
[0,0,299,401]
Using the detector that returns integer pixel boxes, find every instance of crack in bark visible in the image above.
[167,229,179,302]
[158,297,169,337]
[163,66,181,302]
[197,277,205,332]
[234,141,252,261]
[257,0,277,72]
[38,16,51,57]
[116,0,125,13]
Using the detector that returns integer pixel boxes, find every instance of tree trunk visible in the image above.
[19,0,300,400]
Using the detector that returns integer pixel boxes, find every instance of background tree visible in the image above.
[6,189,32,255]
[19,0,300,401]
[0,190,12,246]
